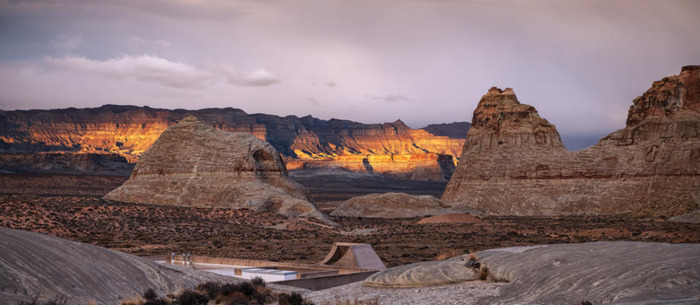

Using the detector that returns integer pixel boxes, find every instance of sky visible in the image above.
[1,0,699,150]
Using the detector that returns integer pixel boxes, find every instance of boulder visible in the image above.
[104,116,333,224]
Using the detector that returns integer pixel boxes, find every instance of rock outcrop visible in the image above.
[330,192,474,218]
[104,117,333,224]
[0,228,237,305]
[359,242,700,304]
[443,66,700,215]
[0,106,466,181]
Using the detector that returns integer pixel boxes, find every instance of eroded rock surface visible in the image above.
[104,117,333,224]
[355,242,700,305]
[363,256,480,288]
[0,228,237,305]
[330,192,473,218]
[443,66,700,215]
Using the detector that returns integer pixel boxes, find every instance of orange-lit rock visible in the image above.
[443,66,700,215]
[0,107,466,180]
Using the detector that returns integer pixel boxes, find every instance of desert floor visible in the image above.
[1,173,698,268]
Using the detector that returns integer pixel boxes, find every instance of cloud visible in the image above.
[214,64,280,87]
[46,54,280,88]
[130,36,171,47]
[46,54,215,88]
[370,94,412,103]
[49,34,82,51]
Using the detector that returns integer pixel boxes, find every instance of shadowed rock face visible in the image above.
[330,192,476,218]
[0,228,237,305]
[104,117,333,224]
[0,107,465,181]
[443,66,700,215]
[363,242,700,304]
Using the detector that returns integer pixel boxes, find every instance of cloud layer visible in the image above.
[46,55,280,88]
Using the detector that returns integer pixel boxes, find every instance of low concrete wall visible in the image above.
[275,271,378,291]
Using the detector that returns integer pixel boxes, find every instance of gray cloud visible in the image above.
[213,64,280,87]
[130,36,171,47]
[46,55,281,88]
[46,54,216,88]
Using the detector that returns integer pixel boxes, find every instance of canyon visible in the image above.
[443,66,700,216]
[0,106,467,181]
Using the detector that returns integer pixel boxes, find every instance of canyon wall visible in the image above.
[0,106,466,180]
[443,66,700,215]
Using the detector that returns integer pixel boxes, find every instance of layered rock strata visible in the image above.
[443,66,700,215]
[330,192,475,218]
[0,228,238,305]
[360,242,700,304]
[0,107,466,181]
[104,117,333,224]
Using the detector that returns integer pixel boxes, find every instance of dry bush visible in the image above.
[435,249,461,260]
[479,267,489,281]
[120,296,144,305]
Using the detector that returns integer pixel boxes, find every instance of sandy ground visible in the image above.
[1,173,699,269]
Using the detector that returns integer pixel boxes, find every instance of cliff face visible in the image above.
[0,106,466,180]
[443,66,700,215]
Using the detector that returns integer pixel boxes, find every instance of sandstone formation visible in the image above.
[330,192,475,218]
[443,66,700,215]
[356,242,700,304]
[363,256,480,288]
[0,106,466,181]
[104,116,333,224]
[0,228,238,305]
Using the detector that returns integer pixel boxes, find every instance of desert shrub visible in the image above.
[251,277,266,288]
[252,286,271,305]
[278,292,314,305]
[479,267,489,281]
[143,298,168,305]
[196,281,222,299]
[120,296,144,305]
[223,291,249,305]
[177,289,208,305]
[143,288,158,301]
[237,282,255,297]
[435,249,462,260]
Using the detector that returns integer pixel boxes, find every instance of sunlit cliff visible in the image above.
[0,105,467,180]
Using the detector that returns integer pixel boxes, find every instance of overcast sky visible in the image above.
[1,0,699,150]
